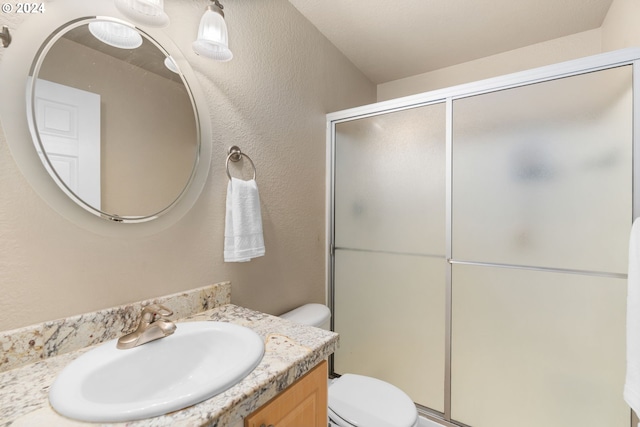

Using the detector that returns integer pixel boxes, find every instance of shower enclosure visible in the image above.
[326,49,639,427]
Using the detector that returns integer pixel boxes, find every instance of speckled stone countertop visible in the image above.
[0,284,338,427]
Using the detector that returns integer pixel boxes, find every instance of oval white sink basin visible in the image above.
[49,321,264,422]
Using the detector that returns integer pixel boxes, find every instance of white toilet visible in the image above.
[280,303,419,427]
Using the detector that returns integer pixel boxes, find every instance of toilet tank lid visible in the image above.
[280,303,330,327]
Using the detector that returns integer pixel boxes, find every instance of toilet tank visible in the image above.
[280,303,331,330]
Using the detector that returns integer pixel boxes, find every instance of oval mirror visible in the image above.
[27,17,200,222]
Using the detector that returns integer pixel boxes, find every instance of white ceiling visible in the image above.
[288,0,614,85]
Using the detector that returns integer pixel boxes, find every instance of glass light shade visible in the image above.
[114,0,169,28]
[164,56,179,74]
[192,7,233,61]
[88,21,142,49]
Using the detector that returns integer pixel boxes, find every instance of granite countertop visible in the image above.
[0,304,339,427]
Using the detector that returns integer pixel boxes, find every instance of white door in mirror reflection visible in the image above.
[34,79,101,209]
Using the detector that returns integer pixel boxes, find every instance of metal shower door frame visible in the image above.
[326,48,640,427]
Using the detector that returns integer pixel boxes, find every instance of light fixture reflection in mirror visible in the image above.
[88,21,143,49]
[164,56,179,74]
[27,18,200,223]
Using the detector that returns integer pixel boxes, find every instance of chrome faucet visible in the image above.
[117,304,177,349]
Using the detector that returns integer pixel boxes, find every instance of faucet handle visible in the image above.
[142,303,173,321]
[117,303,176,350]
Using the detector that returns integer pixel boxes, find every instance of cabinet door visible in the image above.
[245,361,327,427]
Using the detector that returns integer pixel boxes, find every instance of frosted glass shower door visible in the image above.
[333,103,446,412]
[450,66,633,427]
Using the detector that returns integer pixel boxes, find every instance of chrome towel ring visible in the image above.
[226,145,256,180]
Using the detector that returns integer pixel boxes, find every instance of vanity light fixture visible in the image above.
[192,0,233,62]
[88,21,143,49]
[114,0,170,28]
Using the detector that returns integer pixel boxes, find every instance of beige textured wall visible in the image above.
[378,0,640,101]
[602,0,640,51]
[0,0,375,331]
[377,29,603,101]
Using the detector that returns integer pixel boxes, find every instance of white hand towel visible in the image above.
[224,178,265,262]
[625,218,640,415]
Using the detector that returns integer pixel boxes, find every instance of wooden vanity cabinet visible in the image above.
[245,360,328,427]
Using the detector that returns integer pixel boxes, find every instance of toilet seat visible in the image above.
[328,374,418,427]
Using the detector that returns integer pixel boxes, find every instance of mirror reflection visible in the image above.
[29,18,199,221]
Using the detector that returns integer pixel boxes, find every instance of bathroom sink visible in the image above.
[49,321,265,422]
